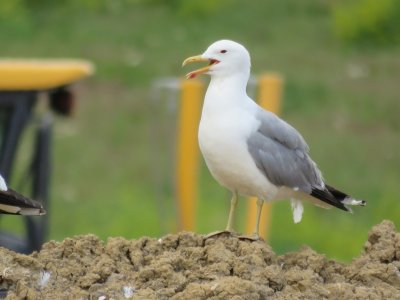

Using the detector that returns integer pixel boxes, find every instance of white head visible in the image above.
[183,40,251,79]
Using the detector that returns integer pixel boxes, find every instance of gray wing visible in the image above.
[247,109,323,193]
[255,109,309,152]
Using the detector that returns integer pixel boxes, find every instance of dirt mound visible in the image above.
[0,220,399,299]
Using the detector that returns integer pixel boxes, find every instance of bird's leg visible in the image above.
[226,191,238,232]
[205,191,238,239]
[238,197,264,242]
[253,198,264,239]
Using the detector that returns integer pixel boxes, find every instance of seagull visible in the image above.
[182,40,365,238]
[0,174,46,215]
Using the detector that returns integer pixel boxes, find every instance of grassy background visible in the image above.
[0,0,399,261]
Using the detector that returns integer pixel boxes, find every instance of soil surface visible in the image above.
[0,220,399,299]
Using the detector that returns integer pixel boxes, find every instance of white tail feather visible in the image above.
[20,208,46,216]
[342,197,365,206]
[0,203,20,214]
[290,199,304,223]
[342,196,366,213]
[0,203,44,215]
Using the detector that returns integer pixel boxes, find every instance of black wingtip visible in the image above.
[0,188,45,215]
[311,188,349,211]
[311,184,366,212]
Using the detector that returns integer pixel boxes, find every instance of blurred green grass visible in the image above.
[0,0,399,261]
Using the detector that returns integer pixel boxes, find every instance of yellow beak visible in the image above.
[182,55,213,79]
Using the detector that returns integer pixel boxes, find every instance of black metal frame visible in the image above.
[0,91,51,254]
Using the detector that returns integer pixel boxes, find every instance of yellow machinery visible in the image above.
[0,59,93,253]
[0,59,93,90]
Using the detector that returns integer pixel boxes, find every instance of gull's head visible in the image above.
[182,40,251,79]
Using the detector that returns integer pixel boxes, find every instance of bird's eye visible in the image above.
[220,50,227,54]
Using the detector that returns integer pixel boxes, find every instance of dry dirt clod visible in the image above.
[0,220,399,299]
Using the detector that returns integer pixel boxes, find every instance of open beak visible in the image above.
[182,55,219,79]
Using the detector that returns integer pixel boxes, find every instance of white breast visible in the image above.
[198,105,278,199]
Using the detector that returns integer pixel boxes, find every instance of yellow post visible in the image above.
[176,79,204,231]
[246,73,283,239]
